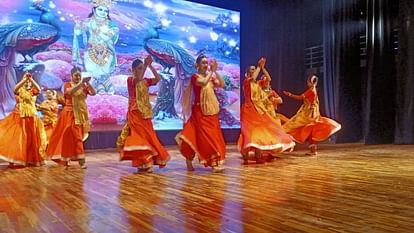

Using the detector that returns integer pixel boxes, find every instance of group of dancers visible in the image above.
[0,55,341,173]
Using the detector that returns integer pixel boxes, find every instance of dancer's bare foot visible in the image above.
[212,165,224,173]
[186,159,194,171]
[137,167,153,173]
[306,144,318,155]
[78,160,87,169]
[255,150,265,164]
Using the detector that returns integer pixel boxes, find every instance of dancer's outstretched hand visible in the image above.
[283,91,292,97]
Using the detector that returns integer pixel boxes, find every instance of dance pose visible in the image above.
[283,75,341,155]
[37,89,59,141]
[0,72,46,167]
[238,58,295,164]
[116,56,170,173]
[176,55,226,172]
[46,66,96,168]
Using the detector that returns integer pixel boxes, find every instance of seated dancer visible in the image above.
[237,57,295,164]
[116,55,170,173]
[37,89,59,141]
[46,66,96,169]
[283,74,341,155]
[0,72,46,167]
[176,54,226,172]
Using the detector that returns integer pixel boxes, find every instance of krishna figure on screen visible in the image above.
[72,0,119,95]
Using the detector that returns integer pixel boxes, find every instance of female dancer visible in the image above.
[37,89,59,141]
[0,72,46,167]
[116,56,170,173]
[238,58,295,164]
[176,55,226,172]
[283,75,341,155]
[46,66,96,168]
[259,75,289,124]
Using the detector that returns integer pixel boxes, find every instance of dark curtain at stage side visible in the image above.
[364,0,397,144]
[322,0,364,143]
[395,0,414,144]
[241,1,307,117]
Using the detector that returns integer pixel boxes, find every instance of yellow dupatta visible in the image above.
[182,83,193,123]
[200,80,220,116]
[40,100,58,125]
[283,87,321,132]
[72,85,90,140]
[18,88,47,156]
[250,81,267,115]
[135,80,153,119]
[18,88,37,117]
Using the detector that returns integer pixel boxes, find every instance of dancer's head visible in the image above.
[71,66,82,84]
[195,54,208,74]
[245,65,256,77]
[45,89,57,100]
[23,73,33,90]
[307,74,318,87]
[131,58,144,80]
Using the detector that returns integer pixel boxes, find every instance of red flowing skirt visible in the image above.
[237,104,295,157]
[287,117,342,144]
[46,107,85,161]
[176,105,226,167]
[119,110,170,168]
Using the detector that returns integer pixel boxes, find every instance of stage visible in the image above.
[1,144,414,232]
[85,124,241,148]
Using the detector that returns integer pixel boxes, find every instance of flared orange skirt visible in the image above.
[237,104,295,157]
[0,112,45,166]
[44,123,56,142]
[118,110,170,168]
[287,117,342,144]
[176,105,226,167]
[46,107,85,161]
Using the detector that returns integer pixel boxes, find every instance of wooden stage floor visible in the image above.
[1,144,414,233]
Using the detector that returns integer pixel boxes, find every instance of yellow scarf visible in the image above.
[135,80,153,119]
[182,83,193,123]
[72,86,90,140]
[18,88,37,117]
[40,100,58,125]
[250,81,267,114]
[200,81,220,116]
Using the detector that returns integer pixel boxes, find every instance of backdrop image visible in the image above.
[0,0,240,129]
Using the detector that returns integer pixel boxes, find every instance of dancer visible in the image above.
[283,74,341,155]
[176,54,226,172]
[116,56,170,173]
[0,72,46,167]
[238,58,295,164]
[46,66,96,168]
[37,89,59,141]
[258,74,290,124]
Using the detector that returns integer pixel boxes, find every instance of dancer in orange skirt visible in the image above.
[283,75,341,155]
[46,66,96,168]
[176,54,226,172]
[259,75,290,124]
[116,56,170,173]
[238,58,295,164]
[0,72,46,167]
[37,89,59,141]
